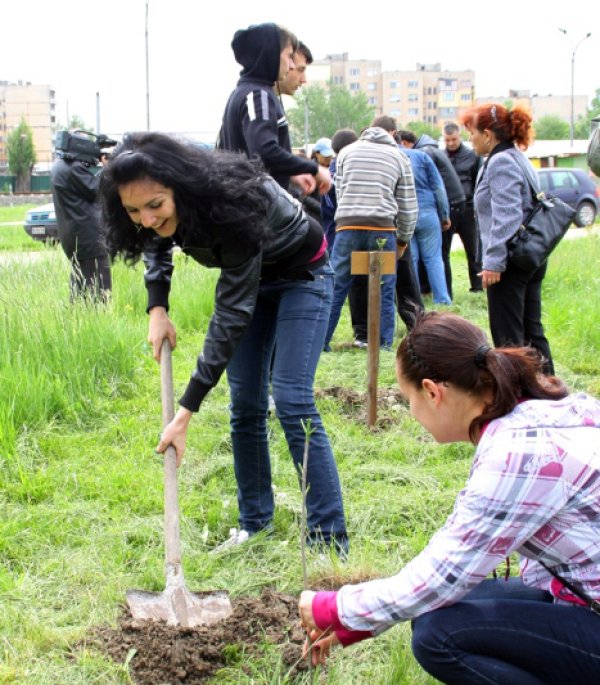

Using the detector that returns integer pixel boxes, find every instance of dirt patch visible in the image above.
[316,385,407,428]
[85,589,307,684]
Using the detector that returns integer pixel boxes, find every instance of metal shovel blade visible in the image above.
[127,563,232,627]
[125,341,233,628]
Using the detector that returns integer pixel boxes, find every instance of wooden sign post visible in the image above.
[350,250,396,427]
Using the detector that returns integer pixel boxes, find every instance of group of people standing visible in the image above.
[69,20,598,684]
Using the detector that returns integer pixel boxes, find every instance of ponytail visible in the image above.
[397,312,568,441]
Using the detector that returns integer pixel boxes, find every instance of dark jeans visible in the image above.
[486,259,554,374]
[326,230,397,348]
[396,242,424,331]
[442,201,483,296]
[226,264,347,547]
[70,254,112,302]
[348,276,368,343]
[412,578,600,685]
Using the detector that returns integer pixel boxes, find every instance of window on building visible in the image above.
[367,82,377,91]
[408,108,419,116]
[389,80,398,88]
[390,109,401,117]
[349,68,360,76]
[333,76,343,84]
[408,80,419,88]
[460,93,471,102]
[367,68,378,76]
[443,91,455,102]
[390,95,401,103]
[368,97,378,105]
[408,94,418,102]
[350,83,360,91]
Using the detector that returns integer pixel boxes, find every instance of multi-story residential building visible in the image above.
[313,53,383,110]
[0,81,56,169]
[311,57,476,129]
[476,90,588,122]
[382,63,475,127]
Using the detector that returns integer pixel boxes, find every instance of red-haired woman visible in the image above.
[462,103,555,373]
[299,311,600,684]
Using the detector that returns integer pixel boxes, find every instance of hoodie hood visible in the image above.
[415,133,437,149]
[360,127,397,146]
[231,23,281,84]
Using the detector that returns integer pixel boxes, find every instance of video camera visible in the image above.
[54,129,118,165]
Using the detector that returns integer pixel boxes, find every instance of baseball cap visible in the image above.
[313,137,334,156]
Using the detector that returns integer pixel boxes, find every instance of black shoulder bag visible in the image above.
[539,560,600,616]
[506,154,576,272]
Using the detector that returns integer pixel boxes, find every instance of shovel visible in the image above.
[126,339,232,627]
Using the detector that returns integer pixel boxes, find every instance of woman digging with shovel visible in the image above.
[101,132,348,555]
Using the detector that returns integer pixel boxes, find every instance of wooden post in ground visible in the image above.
[351,250,396,428]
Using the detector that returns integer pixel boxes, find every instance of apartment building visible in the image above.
[0,81,56,168]
[382,63,476,127]
[314,53,383,109]
[311,57,476,128]
[476,90,588,122]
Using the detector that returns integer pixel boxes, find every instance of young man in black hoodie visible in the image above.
[218,23,330,196]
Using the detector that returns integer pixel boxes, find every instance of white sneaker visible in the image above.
[211,527,251,553]
[353,340,368,349]
[268,394,276,412]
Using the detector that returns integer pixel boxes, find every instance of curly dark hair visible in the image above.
[397,312,568,442]
[100,132,271,264]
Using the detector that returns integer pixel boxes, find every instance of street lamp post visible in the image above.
[558,28,591,147]
[145,0,150,130]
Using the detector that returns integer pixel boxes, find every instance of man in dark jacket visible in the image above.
[51,142,111,301]
[443,123,483,292]
[398,130,465,298]
[218,23,330,196]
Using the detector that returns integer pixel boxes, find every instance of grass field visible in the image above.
[0,207,598,684]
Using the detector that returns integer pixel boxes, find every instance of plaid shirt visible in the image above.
[335,393,600,635]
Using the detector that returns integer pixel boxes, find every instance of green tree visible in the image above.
[287,83,375,147]
[7,117,37,192]
[534,115,569,140]
[574,115,591,140]
[405,121,441,140]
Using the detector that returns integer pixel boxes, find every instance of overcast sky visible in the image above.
[3,0,597,141]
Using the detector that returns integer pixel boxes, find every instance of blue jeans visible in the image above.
[226,264,347,548]
[412,578,600,684]
[325,230,397,348]
[411,210,452,304]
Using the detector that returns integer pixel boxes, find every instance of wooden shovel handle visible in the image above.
[160,339,182,567]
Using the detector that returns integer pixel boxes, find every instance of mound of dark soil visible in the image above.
[316,385,406,428]
[86,589,307,684]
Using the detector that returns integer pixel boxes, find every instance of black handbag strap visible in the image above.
[539,560,600,616]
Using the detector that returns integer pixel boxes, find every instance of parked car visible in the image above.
[537,168,599,227]
[23,203,58,243]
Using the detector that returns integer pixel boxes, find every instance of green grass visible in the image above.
[0,219,598,684]
[0,205,49,252]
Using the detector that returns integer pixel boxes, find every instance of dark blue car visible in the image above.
[538,168,599,227]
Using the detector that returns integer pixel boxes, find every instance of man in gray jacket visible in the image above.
[324,127,418,350]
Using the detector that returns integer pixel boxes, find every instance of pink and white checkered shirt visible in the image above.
[331,393,600,635]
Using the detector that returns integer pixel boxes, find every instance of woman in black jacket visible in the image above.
[101,132,347,552]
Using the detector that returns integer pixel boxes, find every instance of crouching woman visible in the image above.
[300,311,600,684]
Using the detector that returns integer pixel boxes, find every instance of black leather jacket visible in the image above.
[142,178,325,412]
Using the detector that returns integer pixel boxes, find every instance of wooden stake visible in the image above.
[367,252,381,428]
[351,251,396,428]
